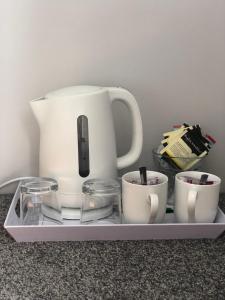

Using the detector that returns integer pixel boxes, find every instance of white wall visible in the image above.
[1,0,225,192]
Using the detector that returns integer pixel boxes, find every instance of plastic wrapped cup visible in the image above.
[81,178,121,224]
[20,177,58,225]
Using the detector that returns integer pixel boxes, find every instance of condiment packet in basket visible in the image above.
[159,123,216,170]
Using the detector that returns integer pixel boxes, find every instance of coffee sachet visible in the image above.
[159,124,215,170]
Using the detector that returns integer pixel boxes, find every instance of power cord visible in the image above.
[0,177,35,190]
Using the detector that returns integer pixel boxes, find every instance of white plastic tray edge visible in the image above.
[4,183,225,242]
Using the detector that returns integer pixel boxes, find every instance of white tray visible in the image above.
[4,183,225,242]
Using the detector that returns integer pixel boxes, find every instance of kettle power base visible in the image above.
[4,183,225,242]
[41,204,114,222]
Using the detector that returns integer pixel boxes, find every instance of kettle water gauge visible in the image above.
[77,115,90,178]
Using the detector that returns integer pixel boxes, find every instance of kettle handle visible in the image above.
[108,87,143,169]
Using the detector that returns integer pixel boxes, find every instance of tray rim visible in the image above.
[4,182,225,242]
[4,182,225,229]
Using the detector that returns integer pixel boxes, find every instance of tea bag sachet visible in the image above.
[161,124,190,147]
[159,123,215,170]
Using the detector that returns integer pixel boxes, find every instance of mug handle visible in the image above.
[147,193,159,223]
[187,190,198,223]
[108,87,143,169]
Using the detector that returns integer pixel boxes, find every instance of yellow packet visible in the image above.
[161,127,191,146]
[162,125,188,138]
[183,151,207,170]
[160,129,203,169]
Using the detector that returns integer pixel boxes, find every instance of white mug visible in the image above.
[122,171,168,224]
[175,171,221,223]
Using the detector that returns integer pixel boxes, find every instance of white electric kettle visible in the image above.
[30,86,143,210]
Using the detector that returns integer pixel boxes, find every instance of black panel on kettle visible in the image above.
[77,115,90,177]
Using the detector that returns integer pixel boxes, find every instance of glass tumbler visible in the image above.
[81,178,121,224]
[20,177,58,225]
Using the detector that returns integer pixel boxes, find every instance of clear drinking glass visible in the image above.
[81,178,121,224]
[20,177,58,225]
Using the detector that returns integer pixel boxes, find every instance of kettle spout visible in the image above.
[30,97,47,126]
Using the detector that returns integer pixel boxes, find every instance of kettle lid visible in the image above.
[46,86,104,99]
